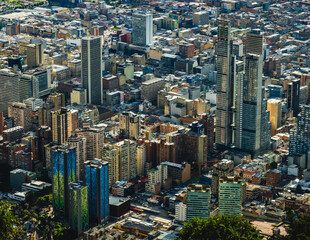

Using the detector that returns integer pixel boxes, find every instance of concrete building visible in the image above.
[160,162,191,185]
[3,126,23,142]
[0,69,20,115]
[186,184,211,220]
[287,80,300,117]
[146,164,168,194]
[81,37,103,105]
[219,176,243,216]
[68,181,89,235]
[267,99,282,136]
[10,168,36,191]
[132,13,153,46]
[141,78,165,105]
[19,74,39,101]
[211,159,234,198]
[119,112,140,140]
[179,43,195,59]
[26,43,44,68]
[266,169,282,186]
[102,144,119,187]
[71,88,87,105]
[23,98,44,111]
[8,102,32,132]
[136,144,146,177]
[175,202,187,222]
[51,108,79,144]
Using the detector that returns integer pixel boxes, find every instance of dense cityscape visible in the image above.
[0,0,309,239]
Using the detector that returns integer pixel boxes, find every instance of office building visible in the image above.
[67,135,87,180]
[287,80,300,117]
[84,159,109,224]
[81,37,103,105]
[141,78,165,104]
[51,108,79,145]
[52,146,76,218]
[76,126,105,161]
[211,159,234,198]
[0,69,20,115]
[186,184,211,220]
[26,43,44,69]
[267,99,282,136]
[23,98,44,111]
[47,92,65,111]
[119,112,140,140]
[8,102,32,132]
[19,74,39,101]
[289,105,310,157]
[71,88,87,105]
[219,176,243,216]
[10,168,36,191]
[136,144,146,177]
[179,43,195,59]
[132,13,153,46]
[215,19,234,147]
[241,30,271,156]
[69,181,88,235]
[160,162,191,185]
[192,11,209,26]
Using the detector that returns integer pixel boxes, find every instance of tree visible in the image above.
[285,211,310,240]
[0,201,23,240]
[295,185,303,194]
[269,161,277,170]
[177,215,263,240]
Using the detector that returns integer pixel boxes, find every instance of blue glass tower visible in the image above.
[52,145,76,218]
[84,159,109,224]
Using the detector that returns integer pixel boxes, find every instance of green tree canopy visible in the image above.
[0,201,23,240]
[177,215,263,240]
[269,161,277,170]
[283,211,310,240]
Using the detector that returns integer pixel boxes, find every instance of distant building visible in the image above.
[8,102,32,132]
[160,162,191,185]
[141,78,165,105]
[132,13,153,46]
[119,112,140,140]
[10,169,36,191]
[266,169,282,186]
[175,202,187,222]
[267,99,282,136]
[192,11,209,26]
[71,88,87,105]
[26,43,44,69]
[287,80,300,117]
[186,184,211,220]
[146,164,169,194]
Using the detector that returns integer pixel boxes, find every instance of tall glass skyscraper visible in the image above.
[81,37,103,105]
[52,145,76,218]
[132,13,153,46]
[84,159,109,224]
[216,19,234,147]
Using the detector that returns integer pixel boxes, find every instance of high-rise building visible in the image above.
[219,176,243,216]
[289,105,310,156]
[287,80,300,117]
[175,202,187,222]
[47,92,65,111]
[19,74,39,101]
[192,11,209,26]
[26,43,44,69]
[145,164,168,194]
[136,144,146,177]
[216,19,234,147]
[23,98,44,111]
[267,99,282,136]
[186,184,211,220]
[8,102,32,132]
[71,88,87,105]
[119,112,140,140]
[76,126,105,161]
[0,69,20,115]
[81,37,103,105]
[48,0,81,7]
[211,159,234,198]
[114,140,137,181]
[52,146,76,218]
[241,29,271,155]
[67,135,87,180]
[84,159,109,224]
[132,13,153,46]
[51,108,79,145]
[102,144,119,187]
[68,181,88,235]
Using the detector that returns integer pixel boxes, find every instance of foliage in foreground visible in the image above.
[177,215,263,240]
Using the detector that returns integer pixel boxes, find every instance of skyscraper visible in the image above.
[219,176,243,216]
[287,80,300,117]
[119,111,140,140]
[51,108,79,145]
[68,181,88,235]
[81,37,103,105]
[186,184,211,220]
[84,159,109,224]
[132,13,153,46]
[52,146,76,218]
[19,74,39,101]
[102,144,119,187]
[26,43,44,69]
[216,19,234,147]
[241,30,270,155]
[267,99,282,136]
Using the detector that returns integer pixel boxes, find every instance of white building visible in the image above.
[175,202,187,222]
